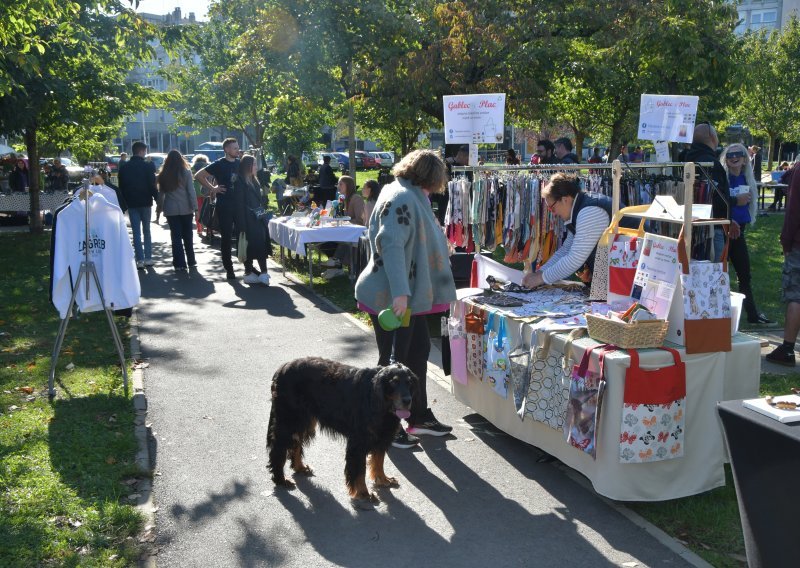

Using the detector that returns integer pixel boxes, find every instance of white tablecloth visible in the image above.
[0,192,70,212]
[451,302,761,501]
[268,217,366,256]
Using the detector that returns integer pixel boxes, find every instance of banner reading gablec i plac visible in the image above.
[443,94,506,144]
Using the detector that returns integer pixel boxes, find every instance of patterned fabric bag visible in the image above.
[484,314,510,398]
[464,306,485,381]
[448,301,468,385]
[589,205,647,301]
[508,323,532,416]
[619,348,686,463]
[565,344,615,459]
[607,234,641,297]
[521,330,570,430]
[678,228,732,354]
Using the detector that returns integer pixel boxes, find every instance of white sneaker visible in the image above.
[243,273,261,284]
[258,273,270,285]
[320,259,340,268]
[322,268,346,280]
[143,259,155,266]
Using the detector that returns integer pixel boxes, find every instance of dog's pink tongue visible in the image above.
[395,409,411,420]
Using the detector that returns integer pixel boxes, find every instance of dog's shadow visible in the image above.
[274,474,449,564]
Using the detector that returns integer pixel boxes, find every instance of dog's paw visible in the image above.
[351,493,379,510]
[372,475,399,488]
[274,478,296,490]
[292,464,314,477]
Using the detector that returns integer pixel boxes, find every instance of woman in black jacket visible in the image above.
[234,155,271,285]
[9,159,29,192]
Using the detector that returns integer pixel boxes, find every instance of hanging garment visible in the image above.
[52,193,140,318]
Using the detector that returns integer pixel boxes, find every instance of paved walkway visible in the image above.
[134,220,706,567]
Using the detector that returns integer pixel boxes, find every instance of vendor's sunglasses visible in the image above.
[726,151,746,159]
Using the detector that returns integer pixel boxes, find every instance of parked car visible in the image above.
[316,152,341,171]
[41,157,85,183]
[145,153,168,171]
[369,152,394,168]
[355,150,378,169]
[104,154,122,172]
[334,152,363,172]
[195,141,225,162]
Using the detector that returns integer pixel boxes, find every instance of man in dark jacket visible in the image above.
[683,123,740,240]
[766,163,800,366]
[314,154,338,205]
[119,141,158,269]
[554,137,579,164]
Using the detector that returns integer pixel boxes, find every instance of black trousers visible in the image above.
[722,225,760,321]
[216,205,236,272]
[369,313,430,424]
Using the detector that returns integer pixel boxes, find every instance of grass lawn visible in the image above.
[0,232,144,566]
[270,213,796,567]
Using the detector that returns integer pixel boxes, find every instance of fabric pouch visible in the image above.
[237,232,248,264]
[508,323,532,416]
[619,347,686,463]
[465,306,485,380]
[484,314,510,398]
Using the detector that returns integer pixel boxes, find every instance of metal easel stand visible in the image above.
[48,176,129,399]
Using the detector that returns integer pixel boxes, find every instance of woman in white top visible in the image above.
[523,173,612,288]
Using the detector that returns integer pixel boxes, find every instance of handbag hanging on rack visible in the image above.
[678,226,732,354]
[619,347,686,463]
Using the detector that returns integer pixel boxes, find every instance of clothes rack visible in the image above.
[48,175,129,398]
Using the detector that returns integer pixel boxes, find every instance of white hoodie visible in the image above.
[52,193,140,318]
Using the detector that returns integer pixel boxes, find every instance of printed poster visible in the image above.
[443,94,506,144]
[637,94,699,144]
[631,234,680,319]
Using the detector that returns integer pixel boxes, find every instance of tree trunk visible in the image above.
[348,96,356,176]
[25,127,43,234]
[574,130,585,162]
[767,134,776,172]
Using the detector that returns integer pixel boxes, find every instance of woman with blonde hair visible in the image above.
[720,143,772,324]
[355,149,457,448]
[157,150,198,272]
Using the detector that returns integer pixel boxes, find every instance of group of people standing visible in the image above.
[118,138,272,283]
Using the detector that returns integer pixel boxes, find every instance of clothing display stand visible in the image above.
[48,176,128,399]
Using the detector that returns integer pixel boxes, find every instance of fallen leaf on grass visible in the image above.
[138,529,156,543]
[68,519,83,528]
[20,386,34,394]
[699,543,712,551]
[105,456,117,465]
[25,395,35,402]
[108,414,117,423]
[8,405,19,412]
[65,363,75,371]
[26,361,36,370]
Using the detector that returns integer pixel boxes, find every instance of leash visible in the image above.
[389,329,398,365]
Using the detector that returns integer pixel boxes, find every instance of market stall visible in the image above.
[267,216,366,288]
[443,160,760,501]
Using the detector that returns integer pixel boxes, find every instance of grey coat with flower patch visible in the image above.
[355,177,456,314]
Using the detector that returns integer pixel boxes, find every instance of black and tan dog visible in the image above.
[266,357,417,501]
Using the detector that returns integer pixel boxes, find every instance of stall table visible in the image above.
[756,182,788,211]
[718,400,800,568]
[268,217,366,288]
[0,191,70,213]
[451,298,761,501]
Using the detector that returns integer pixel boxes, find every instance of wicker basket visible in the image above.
[585,313,669,349]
